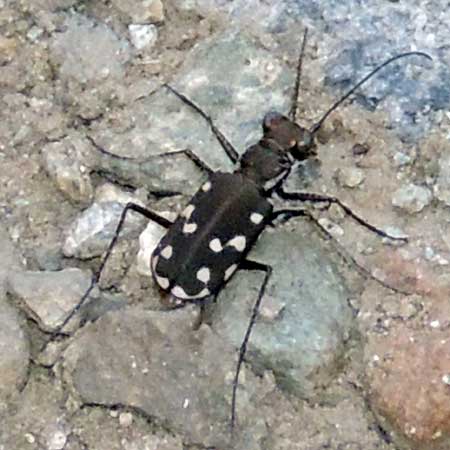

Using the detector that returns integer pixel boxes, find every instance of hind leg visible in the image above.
[42,203,173,350]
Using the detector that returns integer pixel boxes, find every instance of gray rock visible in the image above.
[42,139,94,205]
[111,0,165,24]
[393,150,413,167]
[49,13,130,84]
[8,268,91,332]
[45,425,68,450]
[0,223,22,289]
[214,222,352,398]
[63,306,268,449]
[138,434,183,450]
[0,225,28,404]
[435,152,450,206]
[391,182,433,213]
[0,300,29,403]
[0,373,68,450]
[180,0,440,142]
[20,0,77,13]
[89,147,206,197]
[64,406,186,450]
[178,0,290,31]
[63,201,144,259]
[89,32,294,192]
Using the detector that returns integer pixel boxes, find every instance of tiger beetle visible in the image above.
[50,29,431,434]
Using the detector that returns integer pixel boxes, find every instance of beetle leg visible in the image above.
[164,83,240,164]
[42,203,173,347]
[272,206,411,295]
[173,148,214,174]
[276,188,408,242]
[269,207,312,226]
[230,259,272,433]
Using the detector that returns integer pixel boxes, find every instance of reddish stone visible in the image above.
[368,329,450,446]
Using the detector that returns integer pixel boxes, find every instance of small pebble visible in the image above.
[24,433,35,444]
[393,151,412,167]
[129,24,158,50]
[335,167,365,188]
[391,183,432,214]
[119,412,133,427]
[47,430,67,450]
[352,143,370,156]
[318,217,344,237]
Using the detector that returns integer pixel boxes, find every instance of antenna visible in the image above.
[310,51,432,135]
[289,27,309,122]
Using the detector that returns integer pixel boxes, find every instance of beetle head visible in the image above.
[263,111,317,160]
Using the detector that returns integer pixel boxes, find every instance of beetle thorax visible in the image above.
[237,111,317,190]
[238,139,292,189]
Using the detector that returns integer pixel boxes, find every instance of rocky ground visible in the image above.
[1,1,450,450]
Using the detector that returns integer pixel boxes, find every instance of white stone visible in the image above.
[128,24,158,50]
[392,183,433,214]
[119,412,133,427]
[137,221,166,276]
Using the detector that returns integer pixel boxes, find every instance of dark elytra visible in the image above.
[47,29,432,437]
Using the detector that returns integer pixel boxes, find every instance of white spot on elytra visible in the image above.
[250,212,264,225]
[201,181,211,192]
[171,285,190,299]
[196,267,211,284]
[191,287,210,298]
[228,235,246,252]
[183,222,197,234]
[155,275,170,289]
[224,264,237,281]
[171,285,210,299]
[181,204,195,219]
[209,238,223,252]
[161,245,173,259]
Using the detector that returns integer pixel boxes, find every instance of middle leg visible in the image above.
[271,206,411,295]
[276,187,408,242]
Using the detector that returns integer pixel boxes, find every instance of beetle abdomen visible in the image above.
[151,172,272,300]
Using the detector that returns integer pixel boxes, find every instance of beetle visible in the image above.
[51,29,431,432]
